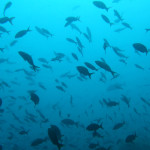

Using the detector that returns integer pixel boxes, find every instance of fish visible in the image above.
[0,17,15,25]
[19,130,29,135]
[113,121,125,130]
[121,95,130,107]
[0,48,5,52]
[122,22,132,30]
[77,66,94,79]
[18,51,40,71]
[86,123,103,131]
[48,127,63,150]
[65,16,80,27]
[29,91,39,105]
[3,1,12,16]
[41,28,53,37]
[101,14,113,26]
[89,142,99,149]
[125,133,137,143]
[133,43,149,55]
[38,58,49,64]
[84,62,98,71]
[76,36,84,49]
[10,40,18,46]
[0,98,2,107]
[134,64,144,70]
[66,38,77,45]
[145,28,150,32]
[0,25,10,34]
[103,39,111,52]
[114,10,123,22]
[140,97,150,107]
[103,98,119,107]
[61,119,78,127]
[93,1,110,12]
[31,137,48,146]
[71,53,78,61]
[0,58,8,64]
[95,60,117,77]
[35,26,49,38]
[50,125,63,141]
[114,27,126,32]
[86,27,92,42]
[15,27,31,38]
[56,86,65,92]
[70,24,82,34]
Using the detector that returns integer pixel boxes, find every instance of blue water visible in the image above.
[0,0,150,149]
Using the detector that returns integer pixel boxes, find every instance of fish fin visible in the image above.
[89,73,94,79]
[9,17,15,25]
[31,65,40,72]
[27,27,32,32]
[58,143,63,150]
[99,123,104,129]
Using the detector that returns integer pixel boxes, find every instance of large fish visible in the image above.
[77,66,94,79]
[18,51,39,71]
[48,127,63,150]
[133,43,149,55]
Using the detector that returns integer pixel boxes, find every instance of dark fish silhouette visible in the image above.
[48,127,63,150]
[133,43,149,55]
[18,51,39,71]
[3,1,12,16]
[15,27,31,38]
[93,1,110,12]
[77,66,94,79]
[125,133,137,143]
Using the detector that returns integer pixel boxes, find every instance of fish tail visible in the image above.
[27,27,32,32]
[89,73,94,79]
[58,143,63,150]
[32,65,40,72]
[9,17,15,25]
[110,22,114,27]
[99,123,104,129]
[7,31,10,34]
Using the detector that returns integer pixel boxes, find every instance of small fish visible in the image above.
[101,14,113,26]
[145,28,150,32]
[114,27,126,32]
[0,17,15,25]
[15,27,31,38]
[134,64,144,70]
[71,53,78,61]
[114,10,123,22]
[3,1,12,16]
[122,22,132,30]
[0,25,10,34]
[41,28,53,37]
[65,16,80,27]
[38,58,48,64]
[10,40,18,46]
[113,121,125,130]
[56,86,65,92]
[0,98,2,107]
[76,36,84,49]
[70,24,82,34]
[29,91,40,106]
[125,133,137,143]
[18,51,40,72]
[84,62,98,71]
[93,1,110,12]
[66,38,77,45]
[86,123,103,131]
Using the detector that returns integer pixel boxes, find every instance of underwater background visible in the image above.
[0,0,150,149]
